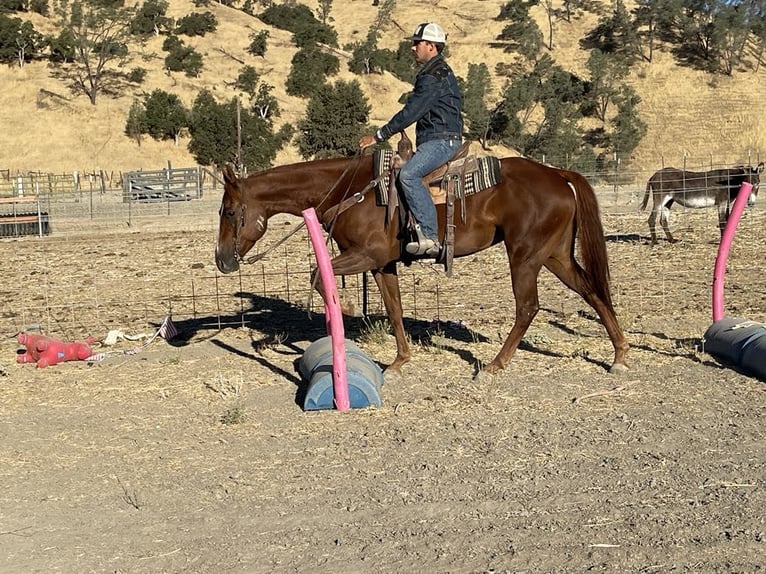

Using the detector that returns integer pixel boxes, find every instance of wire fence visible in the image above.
[1,156,764,344]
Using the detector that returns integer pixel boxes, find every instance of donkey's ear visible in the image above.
[758,162,765,174]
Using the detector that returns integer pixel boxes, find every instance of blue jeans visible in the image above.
[398,138,460,240]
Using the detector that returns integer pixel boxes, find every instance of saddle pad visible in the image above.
[372,149,395,205]
[372,150,502,206]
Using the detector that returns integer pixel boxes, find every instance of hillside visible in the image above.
[1,0,765,176]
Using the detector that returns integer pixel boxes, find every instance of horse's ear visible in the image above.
[397,131,413,161]
[758,162,765,174]
[221,163,243,202]
[223,163,238,186]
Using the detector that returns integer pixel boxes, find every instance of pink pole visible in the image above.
[711,182,752,323]
[302,208,350,411]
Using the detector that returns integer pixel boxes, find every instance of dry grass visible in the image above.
[1,0,765,175]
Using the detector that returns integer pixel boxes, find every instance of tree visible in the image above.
[0,15,43,67]
[609,85,647,157]
[631,0,668,62]
[163,36,203,77]
[125,99,146,145]
[252,83,280,120]
[286,46,339,98]
[458,63,492,146]
[188,90,285,171]
[317,0,332,24]
[47,28,76,63]
[495,0,544,61]
[488,55,594,164]
[143,89,189,145]
[259,2,337,48]
[297,79,370,159]
[247,29,268,57]
[130,0,171,38]
[51,0,135,104]
[235,65,260,97]
[583,49,631,122]
[175,11,217,37]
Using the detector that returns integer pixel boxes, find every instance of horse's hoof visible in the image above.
[609,362,629,375]
[383,366,403,384]
[474,361,500,382]
[339,301,363,317]
[473,369,496,384]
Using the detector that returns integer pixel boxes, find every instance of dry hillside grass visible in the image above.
[2,0,766,175]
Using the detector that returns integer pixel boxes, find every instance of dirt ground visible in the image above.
[1,195,764,573]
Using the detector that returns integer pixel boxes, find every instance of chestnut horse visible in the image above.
[215,154,629,377]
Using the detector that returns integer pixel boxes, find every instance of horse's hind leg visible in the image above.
[544,255,629,374]
[483,257,542,375]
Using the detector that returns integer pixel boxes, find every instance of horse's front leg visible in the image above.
[372,263,410,374]
[311,250,376,317]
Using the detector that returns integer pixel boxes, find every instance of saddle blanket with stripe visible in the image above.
[372,150,502,206]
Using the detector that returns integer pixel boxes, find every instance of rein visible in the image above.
[233,152,388,265]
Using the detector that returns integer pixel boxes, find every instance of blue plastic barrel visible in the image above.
[299,336,384,410]
[703,317,766,381]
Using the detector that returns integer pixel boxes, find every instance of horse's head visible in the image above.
[215,165,268,274]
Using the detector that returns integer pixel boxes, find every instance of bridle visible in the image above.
[225,151,390,266]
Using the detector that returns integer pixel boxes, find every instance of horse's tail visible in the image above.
[557,169,615,309]
[640,178,651,211]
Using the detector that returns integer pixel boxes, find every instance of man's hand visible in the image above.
[359,134,377,150]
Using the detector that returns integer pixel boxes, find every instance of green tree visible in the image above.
[259,2,337,48]
[297,79,370,159]
[581,0,642,67]
[47,27,76,63]
[175,11,217,37]
[609,85,647,157]
[143,89,189,145]
[489,54,592,164]
[631,0,668,62]
[286,46,339,98]
[29,0,49,16]
[247,29,268,57]
[458,63,492,146]
[0,15,43,66]
[386,41,417,82]
[582,49,631,122]
[252,82,280,120]
[163,37,203,77]
[345,0,395,74]
[124,99,146,145]
[495,0,543,61]
[51,0,135,104]
[235,65,259,97]
[130,0,171,38]
[317,0,332,24]
[188,90,284,171]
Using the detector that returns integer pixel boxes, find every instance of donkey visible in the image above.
[641,163,764,244]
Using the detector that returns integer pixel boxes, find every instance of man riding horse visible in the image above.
[359,22,463,258]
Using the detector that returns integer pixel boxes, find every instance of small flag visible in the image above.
[158,315,178,340]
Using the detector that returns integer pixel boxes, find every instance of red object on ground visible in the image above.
[17,332,95,368]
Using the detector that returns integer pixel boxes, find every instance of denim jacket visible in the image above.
[376,54,463,146]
